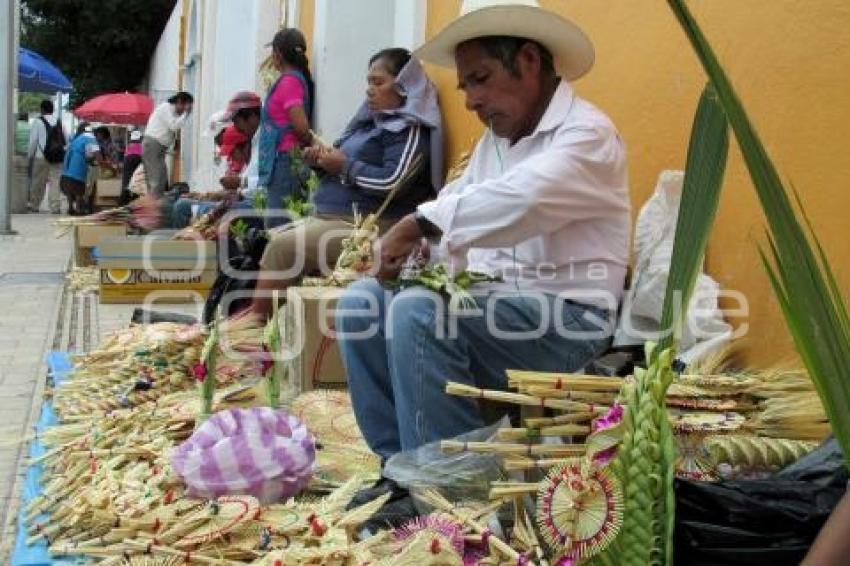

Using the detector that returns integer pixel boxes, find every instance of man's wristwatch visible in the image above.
[413,210,441,238]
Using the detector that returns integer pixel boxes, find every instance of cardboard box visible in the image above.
[97,176,122,198]
[98,236,218,304]
[285,286,347,391]
[73,222,127,267]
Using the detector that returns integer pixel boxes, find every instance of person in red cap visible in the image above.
[217,126,250,175]
[218,90,262,191]
[170,91,262,228]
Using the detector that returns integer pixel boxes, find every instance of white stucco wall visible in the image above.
[145,0,428,188]
[147,0,183,104]
[312,0,396,141]
[311,0,426,141]
[189,0,284,189]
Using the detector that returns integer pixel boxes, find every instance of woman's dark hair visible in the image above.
[76,122,90,136]
[271,28,315,122]
[168,91,194,105]
[94,126,111,140]
[40,99,54,114]
[369,48,412,77]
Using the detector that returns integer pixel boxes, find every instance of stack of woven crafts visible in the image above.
[24,304,831,565]
[51,316,267,420]
[664,355,827,481]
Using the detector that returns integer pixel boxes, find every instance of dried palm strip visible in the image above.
[445,150,471,184]
[524,412,598,428]
[335,492,392,529]
[441,440,585,458]
[502,458,571,472]
[507,370,623,391]
[446,382,608,413]
[519,387,617,405]
[50,541,129,559]
[495,424,590,441]
[488,482,540,499]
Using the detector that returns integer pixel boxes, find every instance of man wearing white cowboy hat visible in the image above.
[336,0,631,524]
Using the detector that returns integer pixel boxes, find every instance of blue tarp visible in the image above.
[11,352,82,566]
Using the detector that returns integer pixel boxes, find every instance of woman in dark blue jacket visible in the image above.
[249,47,444,317]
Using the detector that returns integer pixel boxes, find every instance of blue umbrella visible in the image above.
[18,47,72,93]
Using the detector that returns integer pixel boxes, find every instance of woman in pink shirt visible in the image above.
[258,28,315,228]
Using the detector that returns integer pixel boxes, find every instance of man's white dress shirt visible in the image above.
[145,102,189,147]
[418,81,631,307]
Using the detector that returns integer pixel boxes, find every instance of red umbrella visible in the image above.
[74,92,154,125]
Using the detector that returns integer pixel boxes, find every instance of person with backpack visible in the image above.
[27,99,66,213]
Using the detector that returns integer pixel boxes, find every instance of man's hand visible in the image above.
[374,214,423,281]
[219,175,242,191]
[316,148,347,175]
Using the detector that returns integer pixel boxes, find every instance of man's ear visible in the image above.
[516,42,543,79]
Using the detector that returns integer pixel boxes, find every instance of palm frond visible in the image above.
[668,0,850,468]
[658,84,729,353]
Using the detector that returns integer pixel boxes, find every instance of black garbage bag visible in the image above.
[202,227,268,323]
[131,308,197,325]
[675,438,847,566]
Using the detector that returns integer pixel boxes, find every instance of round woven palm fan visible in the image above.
[394,515,465,555]
[668,410,745,434]
[675,433,719,481]
[292,390,380,482]
[169,495,261,547]
[536,460,623,561]
[292,390,364,444]
[258,504,310,536]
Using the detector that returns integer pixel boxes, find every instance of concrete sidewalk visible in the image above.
[0,213,70,554]
[0,213,200,557]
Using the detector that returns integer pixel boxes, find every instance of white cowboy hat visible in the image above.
[416,0,594,81]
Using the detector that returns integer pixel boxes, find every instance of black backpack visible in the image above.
[40,117,66,164]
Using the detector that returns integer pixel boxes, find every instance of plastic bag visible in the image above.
[383,417,510,501]
[615,170,733,364]
[203,226,268,323]
[171,407,315,504]
[675,438,848,565]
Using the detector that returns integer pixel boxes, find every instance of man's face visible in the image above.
[455,41,544,141]
[234,112,261,139]
[175,101,192,115]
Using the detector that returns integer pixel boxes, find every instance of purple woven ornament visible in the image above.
[171,407,316,504]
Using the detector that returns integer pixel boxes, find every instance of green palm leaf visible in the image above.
[657,84,729,353]
[668,0,850,468]
[592,84,729,566]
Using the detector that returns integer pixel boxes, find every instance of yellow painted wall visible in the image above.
[299,0,316,58]
[425,0,850,367]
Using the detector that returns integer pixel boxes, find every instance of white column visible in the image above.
[393,0,427,51]
[313,0,397,139]
[286,0,300,28]
[0,0,18,233]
